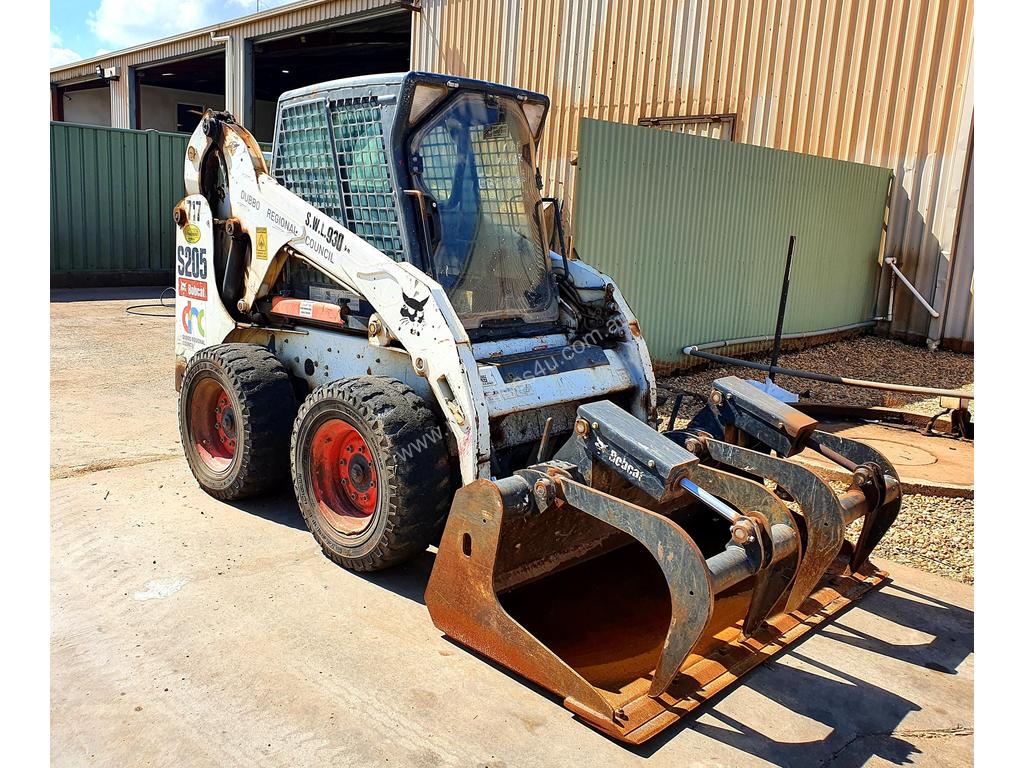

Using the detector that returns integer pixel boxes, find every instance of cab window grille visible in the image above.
[328,98,405,262]
[272,100,343,221]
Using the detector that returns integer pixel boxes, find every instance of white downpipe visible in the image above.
[884,258,940,319]
[211,32,232,114]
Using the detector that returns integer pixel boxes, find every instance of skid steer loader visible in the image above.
[173,72,901,744]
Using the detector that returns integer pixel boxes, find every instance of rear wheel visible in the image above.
[291,377,451,571]
[179,344,296,500]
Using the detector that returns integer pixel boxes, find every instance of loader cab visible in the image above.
[271,72,557,338]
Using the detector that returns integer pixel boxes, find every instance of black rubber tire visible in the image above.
[291,376,452,572]
[179,343,297,500]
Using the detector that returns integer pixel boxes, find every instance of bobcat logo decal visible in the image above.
[400,291,429,336]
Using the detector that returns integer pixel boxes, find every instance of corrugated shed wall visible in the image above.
[50,123,188,282]
[412,0,974,343]
[575,118,892,369]
[943,143,973,350]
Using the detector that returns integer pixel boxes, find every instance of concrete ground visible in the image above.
[51,290,974,767]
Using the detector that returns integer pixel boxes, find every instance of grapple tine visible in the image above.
[689,465,801,636]
[554,477,713,697]
[702,438,846,612]
[809,430,902,571]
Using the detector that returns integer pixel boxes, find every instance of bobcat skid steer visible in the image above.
[173,72,901,744]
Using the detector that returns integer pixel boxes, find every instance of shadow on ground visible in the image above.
[626,580,972,764]
[229,488,434,606]
[227,489,973,766]
[51,287,172,303]
[225,489,308,532]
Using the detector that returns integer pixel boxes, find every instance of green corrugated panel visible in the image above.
[50,122,189,283]
[574,119,892,370]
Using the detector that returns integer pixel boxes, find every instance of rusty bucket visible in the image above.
[425,387,900,744]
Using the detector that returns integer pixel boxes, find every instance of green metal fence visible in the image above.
[574,118,892,371]
[50,122,189,286]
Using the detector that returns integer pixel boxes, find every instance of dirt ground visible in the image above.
[51,290,974,767]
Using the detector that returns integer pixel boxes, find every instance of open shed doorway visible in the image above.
[135,51,226,134]
[55,80,111,126]
[251,10,412,143]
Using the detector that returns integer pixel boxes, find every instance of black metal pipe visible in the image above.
[769,235,797,383]
[681,347,974,401]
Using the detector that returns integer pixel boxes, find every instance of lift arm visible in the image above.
[179,110,490,485]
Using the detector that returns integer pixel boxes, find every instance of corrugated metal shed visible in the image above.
[575,118,892,369]
[50,0,404,128]
[49,0,973,346]
[411,0,974,344]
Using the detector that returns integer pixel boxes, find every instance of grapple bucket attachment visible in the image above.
[425,380,901,744]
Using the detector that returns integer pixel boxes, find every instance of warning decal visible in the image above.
[256,227,268,260]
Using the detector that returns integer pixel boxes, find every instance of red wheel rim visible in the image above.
[310,418,379,535]
[190,378,237,472]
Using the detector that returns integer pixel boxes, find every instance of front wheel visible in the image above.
[179,344,296,500]
[291,376,452,571]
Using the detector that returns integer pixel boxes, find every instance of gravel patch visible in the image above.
[846,493,974,585]
[655,333,974,585]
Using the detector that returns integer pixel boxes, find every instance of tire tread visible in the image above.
[291,376,451,571]
[179,344,296,501]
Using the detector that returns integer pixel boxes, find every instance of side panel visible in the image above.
[173,195,236,367]
[229,326,429,403]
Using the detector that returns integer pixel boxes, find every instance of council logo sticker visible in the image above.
[183,224,201,244]
[181,300,205,338]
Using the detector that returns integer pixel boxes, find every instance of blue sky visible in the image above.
[50,0,291,66]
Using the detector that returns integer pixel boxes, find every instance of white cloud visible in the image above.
[50,30,83,67]
[87,0,292,50]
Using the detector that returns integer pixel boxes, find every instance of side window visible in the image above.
[328,99,405,262]
[272,100,344,221]
[417,123,458,204]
